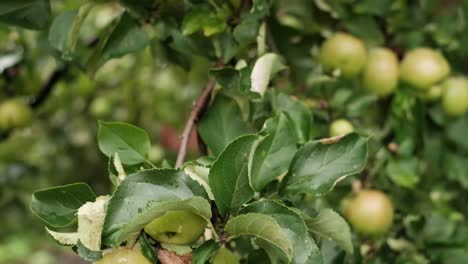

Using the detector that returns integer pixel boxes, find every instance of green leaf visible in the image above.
[225,213,293,262]
[99,12,149,63]
[182,7,227,37]
[0,0,51,30]
[31,183,96,227]
[447,117,468,152]
[305,209,354,254]
[108,197,211,246]
[139,235,158,263]
[102,169,207,246]
[75,240,102,262]
[48,3,93,60]
[251,53,286,96]
[284,133,368,196]
[346,16,384,45]
[97,121,151,165]
[209,134,258,216]
[198,95,250,156]
[240,200,322,263]
[385,158,419,188]
[234,14,261,45]
[250,113,296,191]
[445,152,468,189]
[48,10,78,56]
[184,164,214,200]
[193,240,219,264]
[273,93,312,144]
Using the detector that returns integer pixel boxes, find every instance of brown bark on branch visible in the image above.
[175,79,216,168]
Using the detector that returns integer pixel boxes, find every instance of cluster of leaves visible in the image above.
[31,117,366,263]
[2,0,468,263]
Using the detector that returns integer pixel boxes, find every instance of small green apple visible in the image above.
[320,33,367,78]
[94,248,151,264]
[144,210,207,245]
[212,246,239,264]
[400,48,450,90]
[90,97,112,118]
[343,190,394,236]
[0,99,32,131]
[417,84,443,102]
[363,48,399,97]
[329,119,354,137]
[442,77,468,116]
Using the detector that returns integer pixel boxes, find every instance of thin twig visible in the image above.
[29,66,69,108]
[175,79,216,168]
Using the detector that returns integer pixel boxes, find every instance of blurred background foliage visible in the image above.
[0,1,208,263]
[2,0,468,263]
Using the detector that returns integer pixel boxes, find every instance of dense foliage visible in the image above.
[2,0,468,263]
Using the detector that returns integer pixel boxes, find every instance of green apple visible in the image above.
[417,84,443,102]
[363,48,399,97]
[442,77,468,116]
[144,210,207,245]
[94,248,151,264]
[400,48,450,90]
[90,97,112,118]
[147,144,165,163]
[320,32,367,78]
[343,190,394,236]
[212,246,239,264]
[329,119,354,137]
[0,99,32,131]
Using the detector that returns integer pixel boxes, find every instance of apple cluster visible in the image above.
[320,32,468,117]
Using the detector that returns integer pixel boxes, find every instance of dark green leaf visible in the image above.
[139,234,158,263]
[209,134,258,216]
[225,213,293,262]
[250,113,296,191]
[198,95,250,156]
[346,16,384,45]
[31,183,96,227]
[102,169,207,246]
[75,240,102,262]
[0,0,51,30]
[305,209,353,254]
[273,93,312,144]
[99,12,149,63]
[385,158,419,188]
[445,152,468,189]
[240,200,322,263]
[447,116,468,152]
[48,10,78,56]
[193,240,219,264]
[98,121,151,165]
[284,133,368,196]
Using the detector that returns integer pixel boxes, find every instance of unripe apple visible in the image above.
[212,246,239,264]
[363,48,399,97]
[417,84,442,102]
[144,211,207,245]
[320,33,367,78]
[94,248,151,264]
[442,77,468,116]
[0,99,32,131]
[400,48,450,90]
[90,97,112,118]
[329,119,353,137]
[343,190,394,236]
